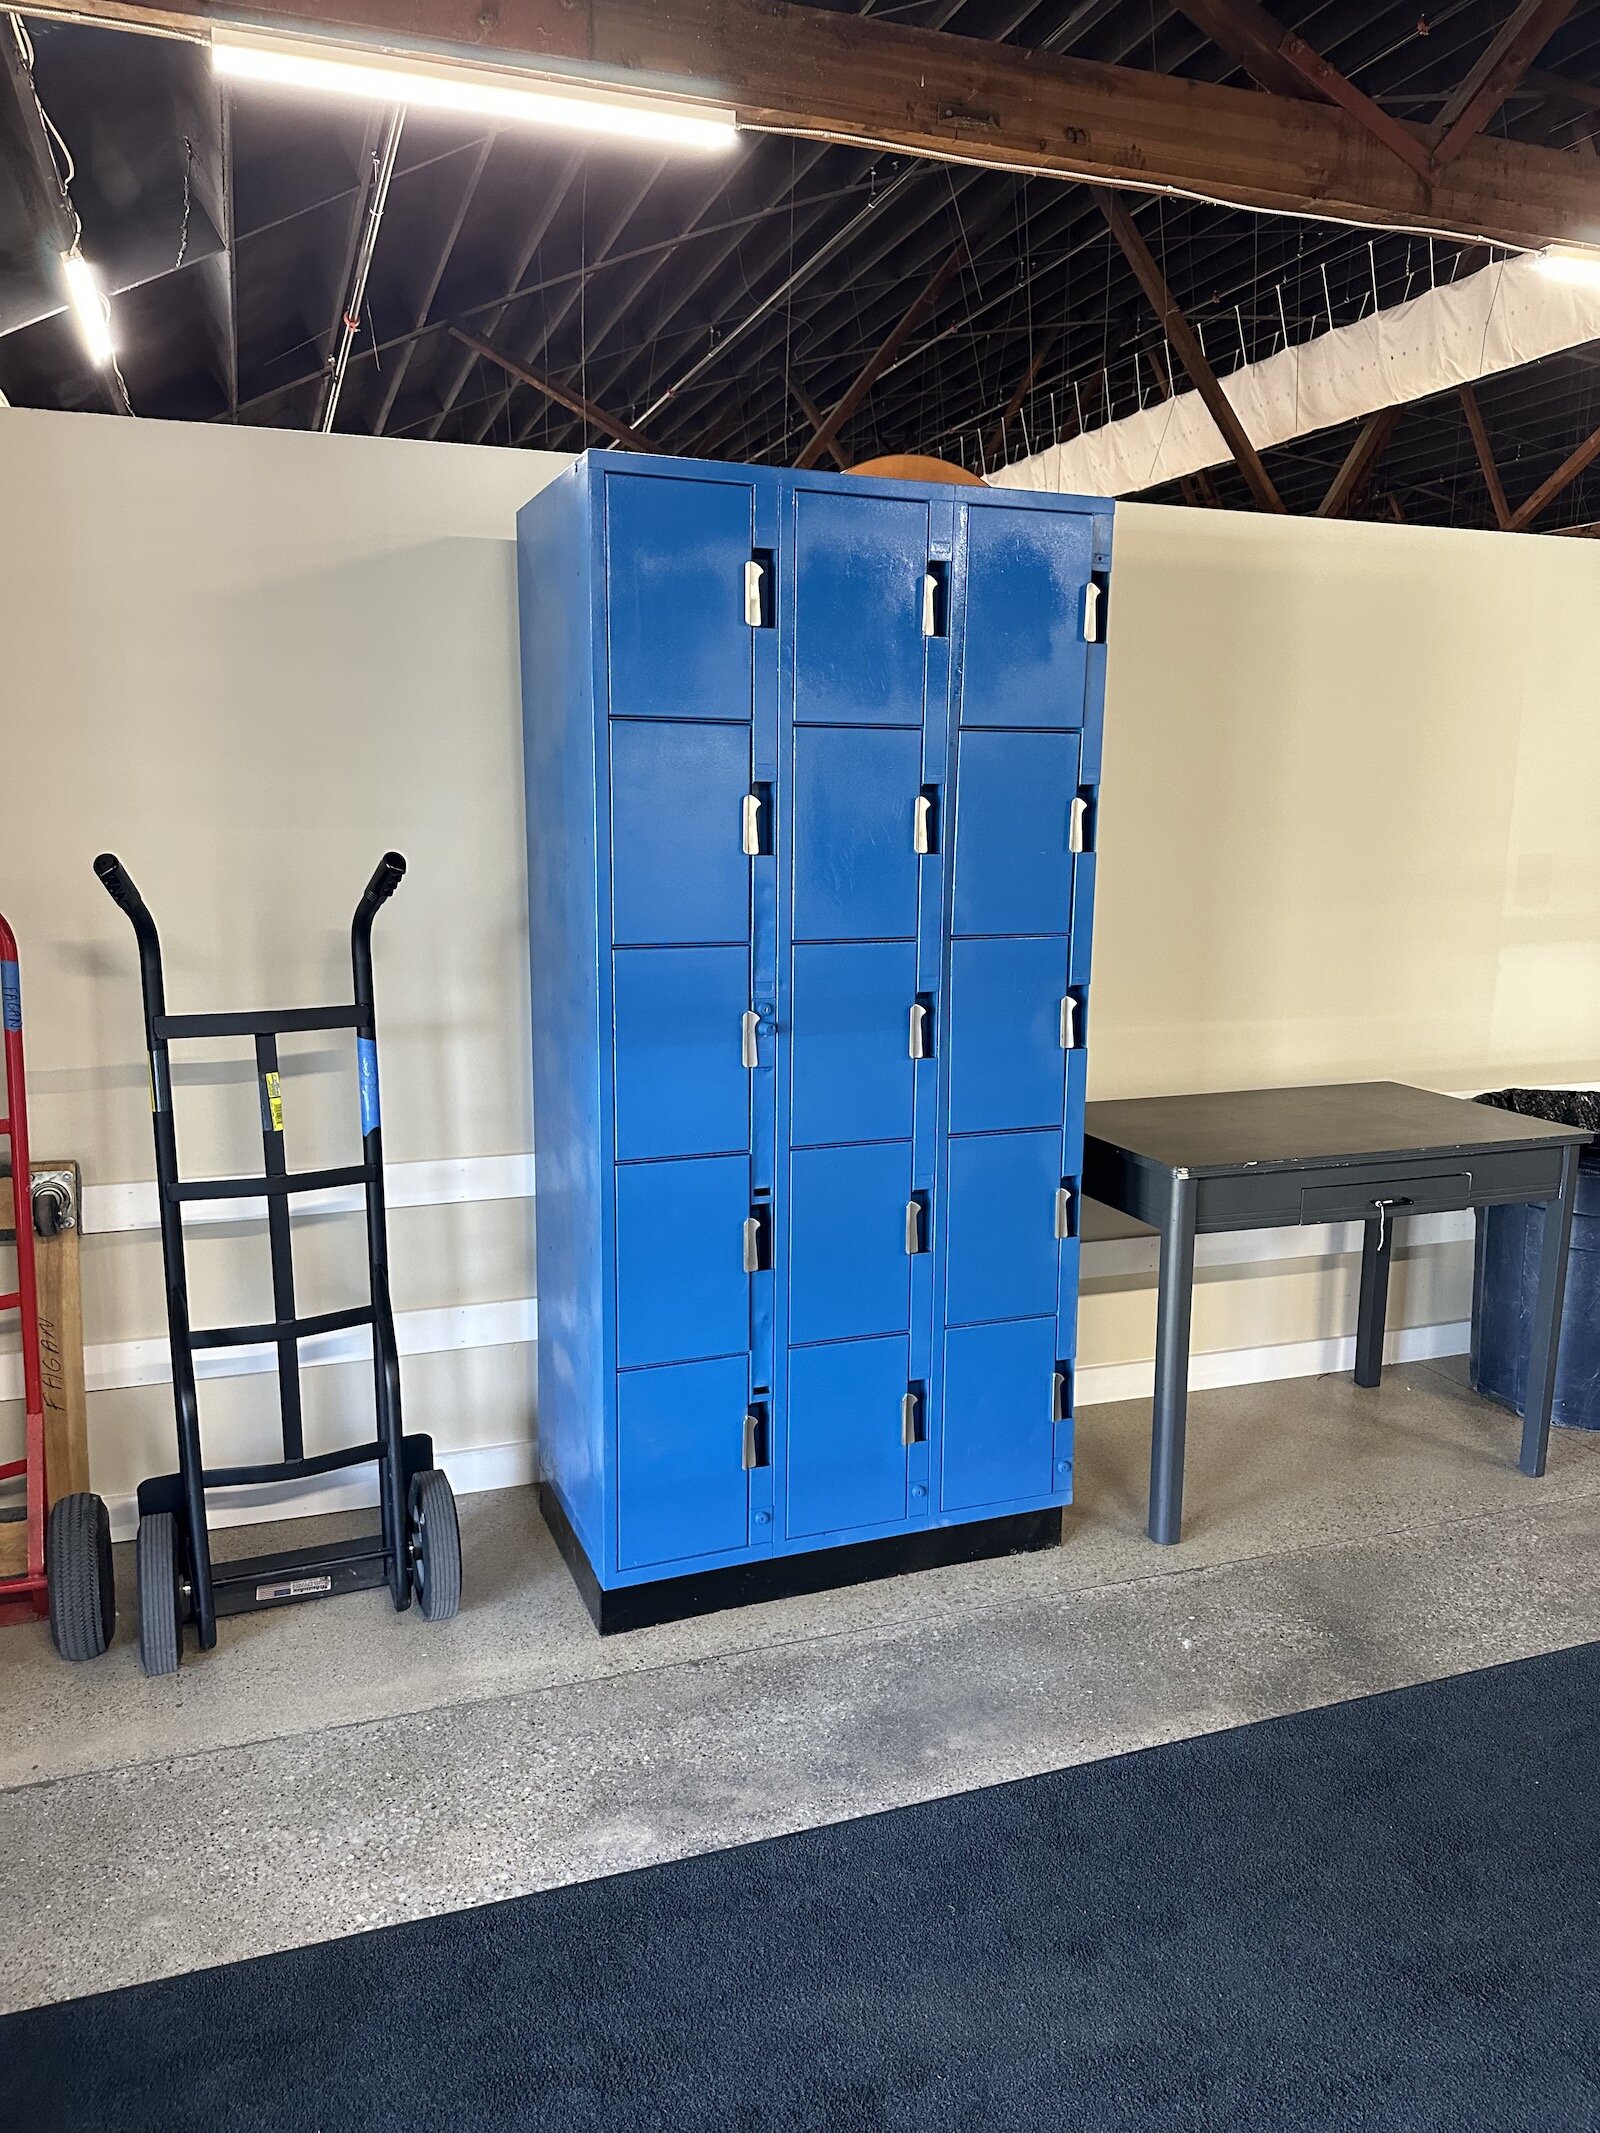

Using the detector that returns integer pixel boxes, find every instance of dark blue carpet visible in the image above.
[11,1641,1600,2132]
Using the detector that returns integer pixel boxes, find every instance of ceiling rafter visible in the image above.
[1458,383,1512,529]
[1316,405,1400,517]
[1427,0,1578,170]
[449,326,653,447]
[1099,190,1284,513]
[796,239,967,469]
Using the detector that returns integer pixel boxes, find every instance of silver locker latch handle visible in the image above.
[1068,796,1089,855]
[742,791,761,857]
[921,571,938,638]
[1052,1369,1069,1423]
[742,1413,761,1470]
[1055,1185,1073,1241]
[742,1216,762,1275]
[901,1389,919,1447]
[1082,581,1102,644]
[743,559,765,628]
[742,1010,760,1070]
[904,1199,922,1255]
[913,794,934,856]
[1059,995,1077,1050]
[909,1002,928,1060]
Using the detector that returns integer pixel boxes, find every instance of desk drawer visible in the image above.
[1299,1171,1473,1224]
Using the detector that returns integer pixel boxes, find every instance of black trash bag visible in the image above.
[1475,1086,1600,1138]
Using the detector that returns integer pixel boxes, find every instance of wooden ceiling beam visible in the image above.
[448,326,652,448]
[1168,0,1314,102]
[789,380,848,469]
[986,328,1057,468]
[795,240,966,471]
[1458,384,1512,530]
[1427,0,1577,171]
[1099,192,1284,513]
[1510,419,1600,530]
[1316,405,1399,518]
[1171,0,1432,184]
[21,0,1600,251]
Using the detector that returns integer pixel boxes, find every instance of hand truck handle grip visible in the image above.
[94,852,149,923]
[360,852,407,913]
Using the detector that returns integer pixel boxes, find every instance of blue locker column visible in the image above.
[777,482,954,1549]
[934,496,1111,1520]
[600,466,781,1578]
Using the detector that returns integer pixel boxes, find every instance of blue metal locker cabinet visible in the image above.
[518,454,1112,1632]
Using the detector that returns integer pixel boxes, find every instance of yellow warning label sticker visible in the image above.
[264,1071,284,1135]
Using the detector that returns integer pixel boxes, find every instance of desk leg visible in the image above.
[1149,1171,1198,1545]
[1354,1213,1393,1390]
[1520,1143,1581,1478]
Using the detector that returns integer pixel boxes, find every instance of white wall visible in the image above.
[1,406,1597,1525]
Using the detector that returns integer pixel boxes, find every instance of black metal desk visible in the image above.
[1083,1082,1590,1544]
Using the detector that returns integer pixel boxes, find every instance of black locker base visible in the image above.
[539,1482,1064,1636]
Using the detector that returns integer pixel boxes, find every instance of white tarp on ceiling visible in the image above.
[989,252,1600,496]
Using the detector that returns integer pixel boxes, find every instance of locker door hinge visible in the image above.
[741,1010,760,1070]
[1054,1184,1074,1241]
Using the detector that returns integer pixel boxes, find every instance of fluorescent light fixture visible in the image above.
[60,249,114,367]
[1534,243,1600,289]
[211,28,738,150]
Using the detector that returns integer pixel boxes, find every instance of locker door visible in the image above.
[611,720,750,946]
[789,1141,912,1345]
[605,472,756,722]
[786,1335,911,1541]
[947,937,1068,1134]
[618,1356,751,1569]
[790,941,917,1149]
[616,1155,749,1369]
[959,504,1093,729]
[951,730,1078,938]
[614,946,750,1162]
[941,1317,1059,1513]
[793,490,930,727]
[792,726,922,942]
[944,1130,1061,1327]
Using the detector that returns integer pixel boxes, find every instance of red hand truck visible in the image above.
[0,913,114,1658]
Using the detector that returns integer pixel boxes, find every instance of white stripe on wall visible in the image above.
[92,1315,1472,1540]
[1,1165,1479,1407]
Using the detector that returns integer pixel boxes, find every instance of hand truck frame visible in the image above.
[96,852,461,1674]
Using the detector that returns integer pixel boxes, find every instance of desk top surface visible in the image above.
[1083,1081,1592,1177]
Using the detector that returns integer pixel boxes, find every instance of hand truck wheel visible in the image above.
[46,1492,115,1661]
[408,1470,461,1622]
[136,1510,184,1676]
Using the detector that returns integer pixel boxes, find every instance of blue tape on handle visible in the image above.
[0,961,19,1033]
[357,1037,381,1137]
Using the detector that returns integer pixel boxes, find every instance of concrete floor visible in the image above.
[4,1355,1600,2015]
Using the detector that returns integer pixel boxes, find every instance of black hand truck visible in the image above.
[96,851,462,1676]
